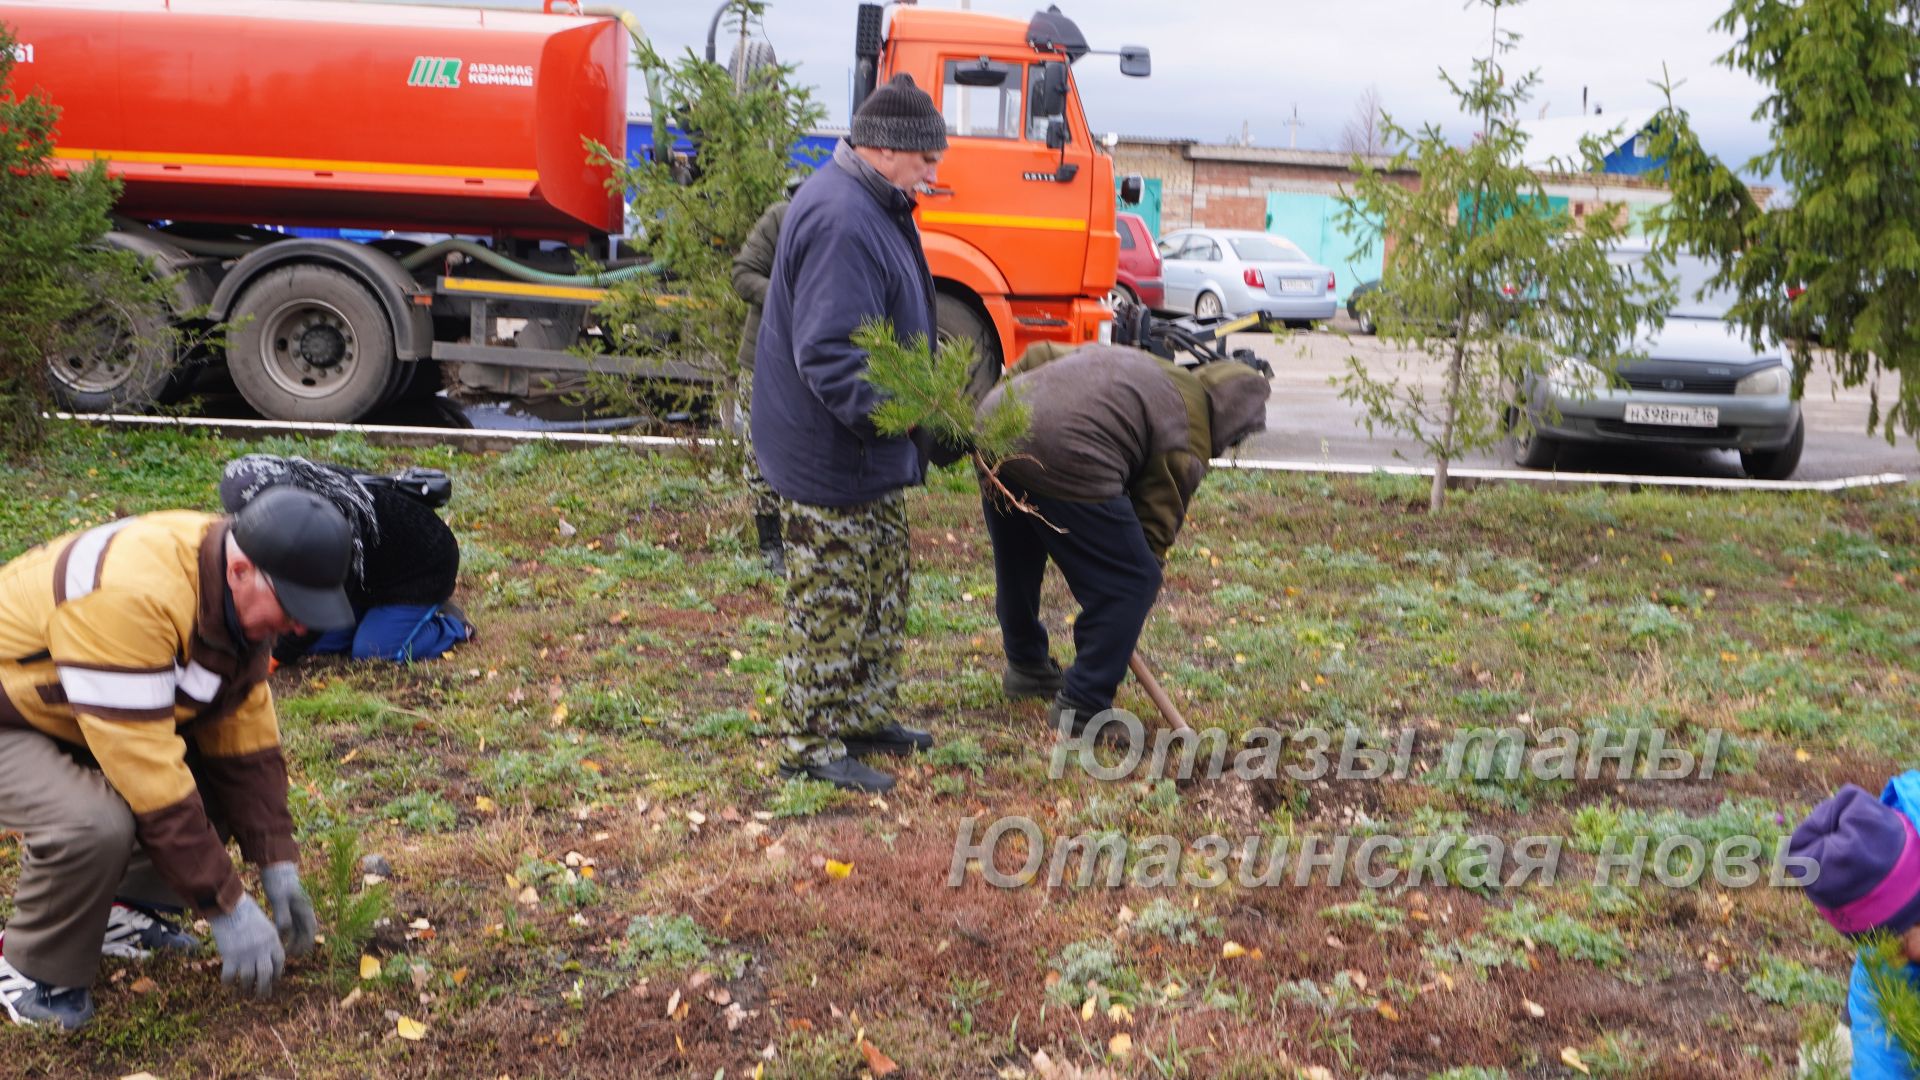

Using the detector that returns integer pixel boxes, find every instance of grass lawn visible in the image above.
[0,424,1914,1079]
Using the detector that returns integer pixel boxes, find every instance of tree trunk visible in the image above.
[1430,325,1471,512]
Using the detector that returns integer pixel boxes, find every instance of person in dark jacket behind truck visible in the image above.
[751,74,948,794]
[0,489,350,1029]
[731,198,792,574]
[978,343,1271,733]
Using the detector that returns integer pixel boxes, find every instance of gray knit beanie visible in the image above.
[851,74,948,152]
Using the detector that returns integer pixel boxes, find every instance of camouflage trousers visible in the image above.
[777,492,909,766]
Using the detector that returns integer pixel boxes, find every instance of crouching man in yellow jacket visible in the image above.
[0,487,356,1029]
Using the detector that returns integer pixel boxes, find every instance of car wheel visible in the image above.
[1740,417,1804,480]
[1511,421,1560,469]
[1107,283,1137,310]
[1195,292,1223,319]
[1356,307,1375,335]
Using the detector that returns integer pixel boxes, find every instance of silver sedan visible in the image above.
[1513,245,1804,479]
[1156,228,1338,326]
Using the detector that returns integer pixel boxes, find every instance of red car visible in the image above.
[1112,211,1165,312]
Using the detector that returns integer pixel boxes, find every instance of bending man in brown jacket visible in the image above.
[0,488,356,1028]
[978,343,1270,732]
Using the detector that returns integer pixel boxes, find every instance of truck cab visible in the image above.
[859,4,1148,368]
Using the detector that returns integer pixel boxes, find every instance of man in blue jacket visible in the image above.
[751,74,947,793]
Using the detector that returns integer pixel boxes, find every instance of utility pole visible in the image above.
[1284,104,1303,149]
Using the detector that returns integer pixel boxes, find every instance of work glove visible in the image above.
[208,894,286,999]
[261,861,318,956]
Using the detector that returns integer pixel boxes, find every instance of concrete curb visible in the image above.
[54,412,1910,493]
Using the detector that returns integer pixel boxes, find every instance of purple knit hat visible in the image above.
[1789,784,1920,936]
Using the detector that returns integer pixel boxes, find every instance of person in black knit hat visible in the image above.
[750,73,948,793]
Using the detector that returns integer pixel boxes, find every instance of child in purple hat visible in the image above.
[1790,771,1920,1078]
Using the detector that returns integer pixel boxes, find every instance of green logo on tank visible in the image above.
[407,56,463,89]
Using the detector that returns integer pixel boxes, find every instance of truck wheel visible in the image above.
[935,293,1003,399]
[228,265,396,422]
[46,295,185,414]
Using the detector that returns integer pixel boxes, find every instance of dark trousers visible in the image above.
[981,489,1162,712]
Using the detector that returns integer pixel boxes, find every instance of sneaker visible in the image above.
[778,756,897,794]
[1003,658,1065,701]
[0,954,94,1031]
[102,902,198,960]
[841,723,934,758]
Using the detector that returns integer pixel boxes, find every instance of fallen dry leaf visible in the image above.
[1107,1032,1133,1059]
[474,796,496,814]
[516,885,540,906]
[1522,997,1546,1019]
[858,1038,899,1076]
[824,859,854,880]
[396,1015,427,1041]
[128,976,158,995]
[1220,941,1249,959]
[361,955,383,980]
[1376,1002,1401,1022]
[1561,1046,1590,1074]
[665,988,682,1018]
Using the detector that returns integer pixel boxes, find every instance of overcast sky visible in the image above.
[611,0,1778,176]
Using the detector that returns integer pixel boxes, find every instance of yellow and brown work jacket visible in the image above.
[0,511,294,914]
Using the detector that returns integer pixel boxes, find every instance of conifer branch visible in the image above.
[854,319,1063,531]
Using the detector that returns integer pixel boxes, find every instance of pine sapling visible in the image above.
[853,319,1054,527]
[1861,931,1920,1060]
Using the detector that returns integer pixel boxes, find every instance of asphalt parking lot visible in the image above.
[1231,316,1920,482]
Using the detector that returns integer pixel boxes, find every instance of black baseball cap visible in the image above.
[230,487,356,631]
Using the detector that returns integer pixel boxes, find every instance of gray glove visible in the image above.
[261,861,317,956]
[208,894,286,999]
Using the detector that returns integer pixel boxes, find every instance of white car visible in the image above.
[1156,228,1338,326]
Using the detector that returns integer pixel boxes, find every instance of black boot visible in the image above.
[754,513,785,576]
[1003,657,1065,701]
[779,756,896,793]
[842,722,934,758]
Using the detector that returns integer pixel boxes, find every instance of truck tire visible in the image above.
[935,292,1003,398]
[46,289,187,414]
[728,40,779,87]
[228,264,397,422]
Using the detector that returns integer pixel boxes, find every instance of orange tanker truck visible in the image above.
[2,0,1147,423]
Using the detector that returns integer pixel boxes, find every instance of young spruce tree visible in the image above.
[0,23,172,454]
[1650,0,1920,442]
[587,1,824,460]
[1335,0,1666,511]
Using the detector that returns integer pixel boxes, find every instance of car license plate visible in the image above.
[1280,279,1312,293]
[1624,403,1719,427]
